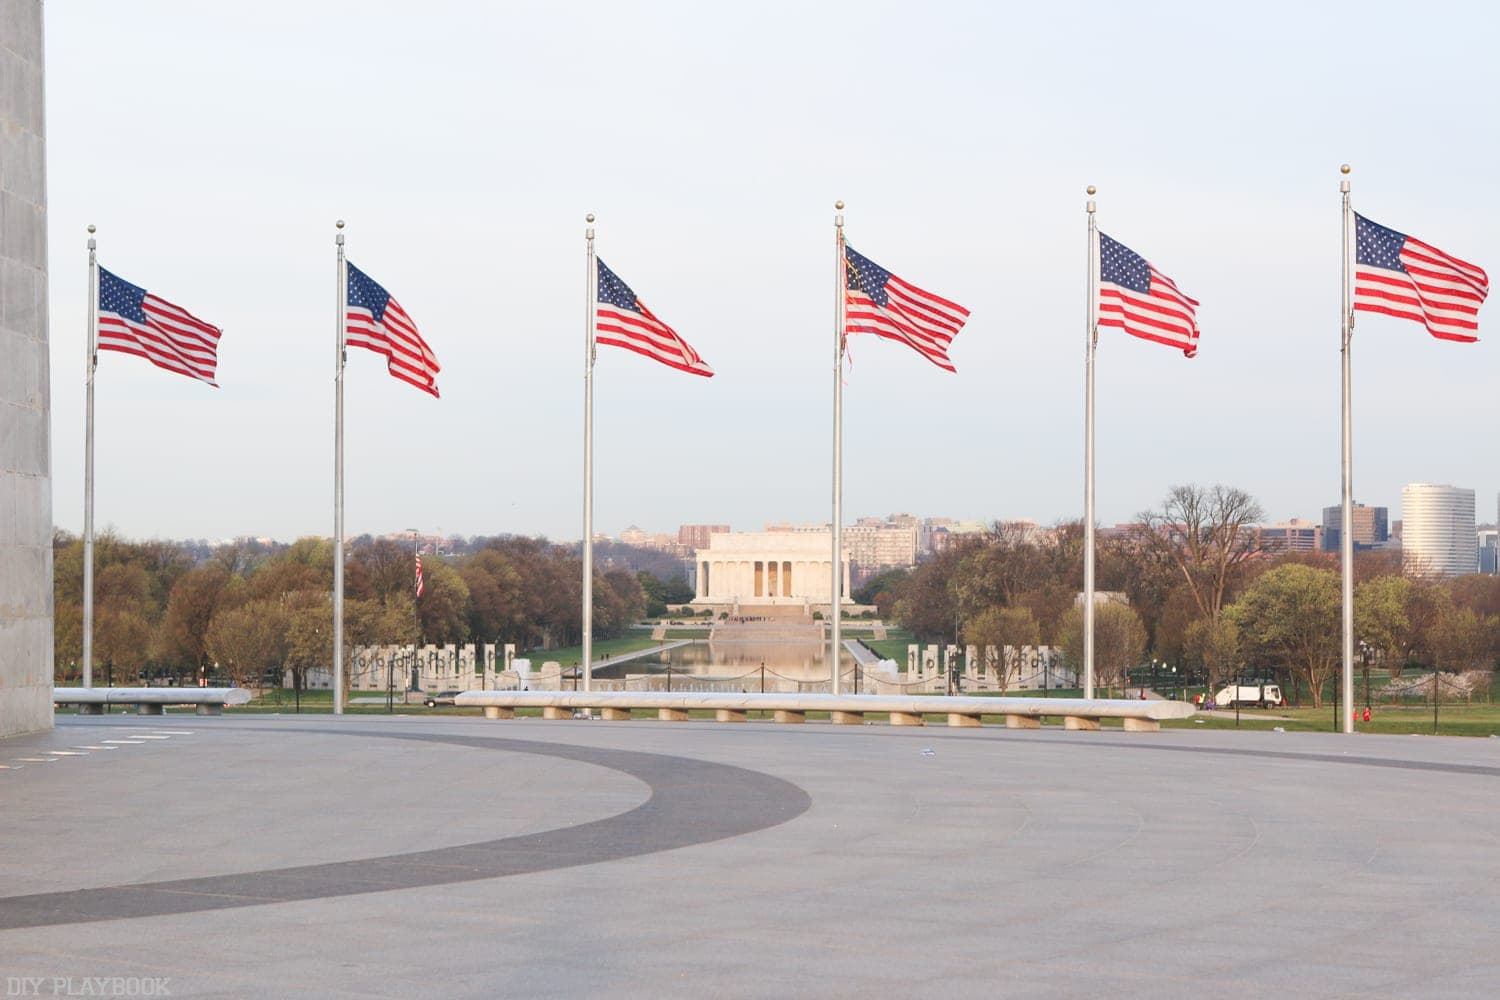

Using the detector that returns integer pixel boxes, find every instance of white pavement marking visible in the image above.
[48,750,88,756]
[13,757,57,763]
[74,745,116,750]
[151,730,195,735]
[101,739,146,745]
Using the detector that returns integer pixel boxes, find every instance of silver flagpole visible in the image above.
[831,201,845,695]
[1083,187,1098,700]
[583,214,596,692]
[82,225,98,688]
[333,220,347,716]
[1339,164,1354,734]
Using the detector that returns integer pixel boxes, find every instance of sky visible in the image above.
[41,0,1500,544]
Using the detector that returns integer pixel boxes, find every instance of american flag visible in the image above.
[415,551,424,598]
[1353,214,1489,343]
[596,258,713,376]
[1097,233,1199,358]
[346,262,441,397]
[843,245,969,372]
[97,267,222,385]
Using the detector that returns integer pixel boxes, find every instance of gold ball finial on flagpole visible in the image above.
[586,213,595,223]
[1086,185,1097,196]
[335,219,345,229]
[87,224,95,234]
[1340,164,1351,175]
[835,200,844,210]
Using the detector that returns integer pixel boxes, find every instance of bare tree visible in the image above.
[1137,484,1264,623]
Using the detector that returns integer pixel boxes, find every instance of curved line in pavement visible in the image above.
[0,730,812,930]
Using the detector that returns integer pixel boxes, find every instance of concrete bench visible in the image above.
[53,687,253,716]
[453,691,1195,732]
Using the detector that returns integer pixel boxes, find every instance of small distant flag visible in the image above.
[1353,214,1489,343]
[415,551,424,598]
[1097,234,1199,358]
[346,262,441,396]
[595,259,713,376]
[843,245,970,372]
[97,268,222,385]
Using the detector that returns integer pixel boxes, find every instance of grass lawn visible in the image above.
[861,628,916,663]
[1162,701,1500,737]
[515,634,679,668]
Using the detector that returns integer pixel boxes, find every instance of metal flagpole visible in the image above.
[82,225,98,688]
[831,201,846,695]
[1339,164,1355,734]
[333,220,347,716]
[582,214,596,692]
[1083,187,1098,700]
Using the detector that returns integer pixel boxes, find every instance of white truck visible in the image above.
[1214,683,1283,708]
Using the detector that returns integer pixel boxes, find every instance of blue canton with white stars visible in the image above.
[98,268,149,322]
[1099,233,1150,292]
[845,245,891,307]
[1355,214,1408,273]
[347,262,392,322]
[597,258,640,313]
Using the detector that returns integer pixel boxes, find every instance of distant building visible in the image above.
[1479,528,1498,575]
[845,517,920,582]
[1259,519,1321,553]
[617,526,687,556]
[1401,484,1477,577]
[677,524,730,551]
[1320,503,1389,552]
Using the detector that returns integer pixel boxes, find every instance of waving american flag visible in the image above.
[1353,214,1488,343]
[843,244,970,372]
[97,267,222,385]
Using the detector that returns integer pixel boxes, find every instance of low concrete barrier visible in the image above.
[453,691,1195,731]
[53,687,253,716]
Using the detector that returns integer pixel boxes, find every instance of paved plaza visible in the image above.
[2,715,1498,998]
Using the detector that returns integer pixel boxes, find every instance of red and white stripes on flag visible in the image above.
[842,244,970,372]
[415,551,424,598]
[1097,233,1200,358]
[96,267,222,385]
[1353,213,1489,343]
[346,261,441,397]
[595,257,713,377]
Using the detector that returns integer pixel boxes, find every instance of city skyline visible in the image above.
[40,2,1497,544]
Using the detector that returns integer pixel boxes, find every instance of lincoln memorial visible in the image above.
[692,531,852,608]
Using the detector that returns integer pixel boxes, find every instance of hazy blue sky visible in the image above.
[43,1,1499,543]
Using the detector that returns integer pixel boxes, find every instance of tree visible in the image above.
[1227,564,1340,708]
[415,557,472,644]
[1429,606,1498,673]
[459,549,529,643]
[964,606,1040,694]
[854,568,909,607]
[205,599,290,686]
[1182,615,1240,693]
[1136,485,1264,623]
[1058,599,1147,695]
[1354,575,1413,679]
[161,565,233,677]
[891,543,969,642]
[282,590,333,694]
[596,568,647,637]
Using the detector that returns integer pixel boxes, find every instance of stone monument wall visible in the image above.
[0,0,52,738]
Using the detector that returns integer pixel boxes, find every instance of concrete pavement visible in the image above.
[2,715,1498,998]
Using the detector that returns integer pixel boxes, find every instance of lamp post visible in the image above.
[1359,640,1372,712]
